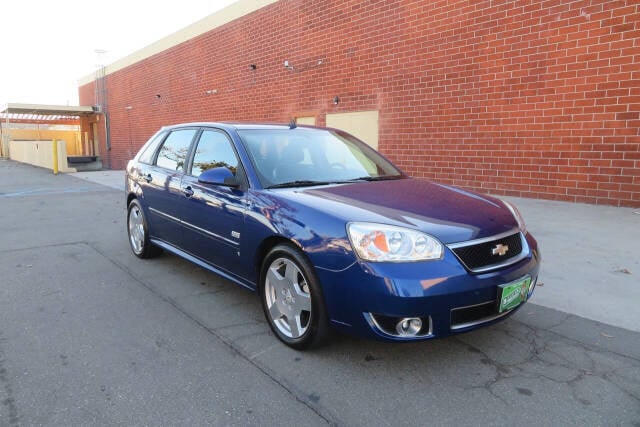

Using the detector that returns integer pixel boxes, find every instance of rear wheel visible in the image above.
[260,244,328,349]
[127,199,161,258]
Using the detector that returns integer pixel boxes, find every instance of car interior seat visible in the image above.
[274,143,306,183]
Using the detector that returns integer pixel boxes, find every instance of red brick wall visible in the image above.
[79,0,640,206]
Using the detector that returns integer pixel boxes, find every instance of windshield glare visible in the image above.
[238,129,402,188]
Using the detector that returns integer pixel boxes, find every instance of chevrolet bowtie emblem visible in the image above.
[492,243,509,256]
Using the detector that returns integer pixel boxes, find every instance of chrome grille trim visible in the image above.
[447,228,529,273]
[447,228,520,249]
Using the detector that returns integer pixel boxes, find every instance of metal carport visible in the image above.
[0,103,99,159]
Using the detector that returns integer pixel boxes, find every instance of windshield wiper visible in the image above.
[266,180,336,189]
[346,175,404,182]
[266,175,404,188]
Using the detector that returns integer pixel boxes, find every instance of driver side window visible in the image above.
[190,130,239,178]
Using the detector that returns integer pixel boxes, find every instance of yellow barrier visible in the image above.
[52,139,59,175]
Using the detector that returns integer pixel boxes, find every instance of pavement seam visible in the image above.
[86,242,340,427]
[0,241,90,255]
[0,187,115,198]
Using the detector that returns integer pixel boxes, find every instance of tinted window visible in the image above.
[155,129,196,172]
[191,130,238,177]
[138,131,166,164]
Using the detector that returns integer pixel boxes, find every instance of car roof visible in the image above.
[158,122,323,132]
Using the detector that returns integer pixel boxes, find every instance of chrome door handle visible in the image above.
[183,186,194,198]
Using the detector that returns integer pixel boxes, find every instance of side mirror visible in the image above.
[197,167,240,188]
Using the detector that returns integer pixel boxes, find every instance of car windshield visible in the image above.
[238,128,404,188]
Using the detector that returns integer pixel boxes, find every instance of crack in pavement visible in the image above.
[0,240,90,255]
[454,317,640,415]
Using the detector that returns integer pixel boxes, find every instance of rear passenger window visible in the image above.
[190,130,239,177]
[155,129,196,172]
[138,131,166,164]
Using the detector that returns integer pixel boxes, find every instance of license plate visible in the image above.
[498,276,531,313]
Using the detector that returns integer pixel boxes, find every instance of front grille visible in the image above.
[449,231,525,273]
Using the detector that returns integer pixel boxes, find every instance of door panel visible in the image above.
[179,129,246,274]
[140,128,197,246]
[143,167,184,245]
[180,178,246,272]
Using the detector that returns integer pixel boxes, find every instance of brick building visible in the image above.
[78,0,639,206]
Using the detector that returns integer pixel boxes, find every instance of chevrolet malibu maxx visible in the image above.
[126,123,540,349]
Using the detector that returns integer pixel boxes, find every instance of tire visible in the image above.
[127,199,162,259]
[260,244,328,350]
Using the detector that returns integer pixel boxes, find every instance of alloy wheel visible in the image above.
[263,257,312,339]
[128,205,145,254]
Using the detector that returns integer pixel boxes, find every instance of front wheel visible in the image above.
[260,244,328,350]
[127,199,161,259]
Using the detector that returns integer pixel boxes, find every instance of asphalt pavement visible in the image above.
[0,160,638,426]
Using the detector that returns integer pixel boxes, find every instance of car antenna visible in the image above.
[289,118,297,129]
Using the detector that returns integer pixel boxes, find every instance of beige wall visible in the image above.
[7,129,82,156]
[296,116,316,126]
[9,140,76,172]
[326,111,379,149]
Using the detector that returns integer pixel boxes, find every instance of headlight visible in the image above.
[346,222,443,262]
[503,200,526,233]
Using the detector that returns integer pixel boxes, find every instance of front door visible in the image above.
[179,129,246,275]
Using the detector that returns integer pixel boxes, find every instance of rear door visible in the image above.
[140,127,198,246]
[179,128,247,275]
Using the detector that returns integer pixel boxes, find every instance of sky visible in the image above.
[0,0,238,107]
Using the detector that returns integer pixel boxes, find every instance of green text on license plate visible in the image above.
[498,276,531,313]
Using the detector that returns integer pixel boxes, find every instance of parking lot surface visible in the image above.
[1,159,639,425]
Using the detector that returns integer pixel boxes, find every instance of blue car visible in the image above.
[126,123,540,349]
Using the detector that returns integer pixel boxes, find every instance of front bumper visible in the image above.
[316,232,540,341]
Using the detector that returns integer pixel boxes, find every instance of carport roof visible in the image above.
[1,103,97,121]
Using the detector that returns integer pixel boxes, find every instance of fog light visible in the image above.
[396,317,422,336]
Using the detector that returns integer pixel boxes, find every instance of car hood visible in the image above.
[276,178,519,244]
